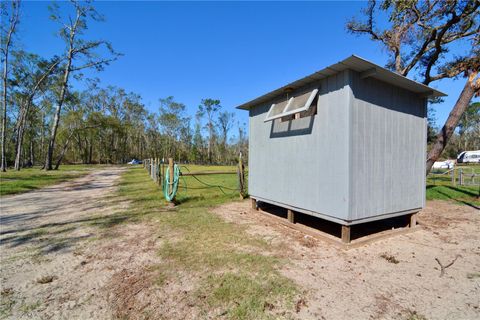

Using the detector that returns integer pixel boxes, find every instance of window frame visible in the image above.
[264,89,318,123]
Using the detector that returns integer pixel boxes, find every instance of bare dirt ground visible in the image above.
[214,200,480,320]
[1,168,479,319]
[0,168,164,320]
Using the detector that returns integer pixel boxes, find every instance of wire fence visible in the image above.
[142,157,247,202]
[428,165,480,187]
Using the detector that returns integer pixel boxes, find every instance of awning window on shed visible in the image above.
[264,88,318,122]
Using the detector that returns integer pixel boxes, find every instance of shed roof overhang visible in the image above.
[236,55,447,110]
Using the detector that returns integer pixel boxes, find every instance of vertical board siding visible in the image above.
[349,73,426,221]
[249,71,351,220]
[248,69,426,223]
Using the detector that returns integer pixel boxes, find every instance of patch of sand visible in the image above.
[0,168,162,319]
[1,168,479,319]
[213,200,480,320]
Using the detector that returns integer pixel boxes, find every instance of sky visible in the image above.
[19,1,477,139]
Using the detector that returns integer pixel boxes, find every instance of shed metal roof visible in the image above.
[236,55,446,110]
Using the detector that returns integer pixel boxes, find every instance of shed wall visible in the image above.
[249,71,351,221]
[348,73,427,221]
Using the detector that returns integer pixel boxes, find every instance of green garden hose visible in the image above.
[163,164,180,201]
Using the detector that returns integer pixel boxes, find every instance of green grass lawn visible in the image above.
[115,166,297,319]
[0,165,97,196]
[426,164,480,208]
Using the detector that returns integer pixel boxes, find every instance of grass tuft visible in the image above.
[200,272,296,319]
[426,165,480,208]
[115,166,298,318]
[0,164,98,196]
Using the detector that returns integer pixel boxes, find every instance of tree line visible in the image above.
[0,0,247,171]
[2,0,479,173]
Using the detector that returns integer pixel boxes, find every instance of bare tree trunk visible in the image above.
[14,100,31,170]
[30,137,34,165]
[14,125,24,170]
[1,1,20,171]
[1,46,8,171]
[54,136,72,170]
[208,123,213,163]
[45,53,72,170]
[426,74,479,174]
[40,110,45,165]
[87,136,93,164]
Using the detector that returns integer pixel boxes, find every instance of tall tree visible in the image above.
[217,110,235,162]
[0,0,20,171]
[191,117,204,163]
[45,0,120,170]
[11,52,60,170]
[158,96,189,159]
[197,98,221,163]
[347,0,480,173]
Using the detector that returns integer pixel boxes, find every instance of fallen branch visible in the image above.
[435,255,461,277]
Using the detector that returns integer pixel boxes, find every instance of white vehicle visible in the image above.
[457,150,480,164]
[127,159,142,165]
[432,160,455,169]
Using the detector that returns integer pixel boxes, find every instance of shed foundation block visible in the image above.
[341,225,351,243]
[287,209,295,223]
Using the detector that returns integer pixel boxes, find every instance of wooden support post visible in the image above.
[251,198,257,210]
[168,158,174,196]
[459,169,463,185]
[152,158,155,180]
[238,153,245,199]
[157,159,162,186]
[409,213,417,228]
[341,225,351,244]
[150,158,153,178]
[451,167,455,186]
[161,160,165,188]
[287,209,295,223]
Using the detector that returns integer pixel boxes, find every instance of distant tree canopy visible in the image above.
[348,0,480,172]
[0,0,247,170]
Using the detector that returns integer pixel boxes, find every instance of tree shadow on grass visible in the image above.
[435,189,480,210]
[444,185,479,198]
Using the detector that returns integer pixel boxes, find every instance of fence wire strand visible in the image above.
[178,165,240,195]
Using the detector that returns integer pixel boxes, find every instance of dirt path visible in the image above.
[2,168,479,319]
[214,200,480,320]
[0,167,162,320]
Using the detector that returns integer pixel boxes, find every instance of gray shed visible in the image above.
[237,55,445,240]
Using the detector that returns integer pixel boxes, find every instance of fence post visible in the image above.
[459,168,463,186]
[451,167,455,186]
[238,153,245,199]
[161,158,165,188]
[168,157,175,205]
[156,158,158,180]
[151,158,154,180]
